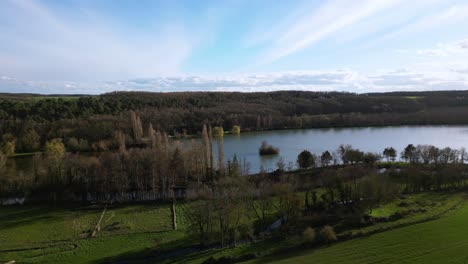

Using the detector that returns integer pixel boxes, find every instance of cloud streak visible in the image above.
[1,1,468,94]
[0,0,200,82]
[252,0,402,64]
[2,66,467,94]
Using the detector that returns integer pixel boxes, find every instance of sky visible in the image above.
[1,0,468,94]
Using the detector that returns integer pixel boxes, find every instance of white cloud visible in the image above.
[417,39,468,56]
[450,66,468,74]
[0,76,14,81]
[2,66,468,94]
[0,0,200,82]
[2,1,468,95]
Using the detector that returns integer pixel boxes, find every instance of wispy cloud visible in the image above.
[0,0,201,82]
[250,0,402,65]
[368,3,468,47]
[417,39,468,56]
[1,1,468,94]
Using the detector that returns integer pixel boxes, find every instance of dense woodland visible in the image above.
[3,90,468,249]
[2,90,468,154]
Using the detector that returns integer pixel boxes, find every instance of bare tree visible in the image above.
[130,110,143,141]
[460,147,467,164]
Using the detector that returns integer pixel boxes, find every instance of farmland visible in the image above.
[253,194,468,264]
[1,192,466,264]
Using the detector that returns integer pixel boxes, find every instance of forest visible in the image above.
[2,90,468,155]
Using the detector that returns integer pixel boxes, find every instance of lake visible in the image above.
[9,125,468,175]
[208,126,468,173]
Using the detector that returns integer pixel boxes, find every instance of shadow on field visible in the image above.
[246,245,331,264]
[0,206,58,230]
[0,204,104,231]
[91,243,202,264]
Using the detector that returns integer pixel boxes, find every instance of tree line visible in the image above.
[3,90,468,155]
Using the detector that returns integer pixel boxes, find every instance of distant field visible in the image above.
[0,93,85,101]
[252,194,468,264]
[30,95,83,101]
[404,96,424,100]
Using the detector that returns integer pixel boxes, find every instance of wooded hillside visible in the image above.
[1,90,468,153]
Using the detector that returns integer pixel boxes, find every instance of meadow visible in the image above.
[1,192,466,264]
[0,202,187,263]
[250,193,468,264]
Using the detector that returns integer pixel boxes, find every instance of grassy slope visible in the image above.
[0,200,253,263]
[0,203,186,263]
[165,192,465,264]
[0,193,466,264]
[251,194,468,264]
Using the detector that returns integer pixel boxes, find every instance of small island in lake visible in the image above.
[259,140,280,156]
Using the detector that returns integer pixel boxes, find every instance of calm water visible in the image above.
[208,126,468,173]
[9,126,468,175]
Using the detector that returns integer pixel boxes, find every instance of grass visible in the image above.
[160,192,466,264]
[0,202,186,263]
[248,193,468,264]
[0,192,466,264]
[0,94,85,102]
[404,96,424,100]
[30,96,82,102]
[0,199,261,263]
[350,192,466,236]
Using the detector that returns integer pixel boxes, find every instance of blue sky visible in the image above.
[1,0,468,94]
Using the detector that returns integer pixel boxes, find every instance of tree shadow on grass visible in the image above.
[91,236,313,264]
[0,204,104,233]
[91,239,201,264]
[245,243,345,264]
[0,206,61,230]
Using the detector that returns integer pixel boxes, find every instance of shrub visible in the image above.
[66,137,80,152]
[212,126,224,137]
[259,141,279,156]
[231,125,241,135]
[302,227,316,244]
[45,138,66,159]
[3,141,15,156]
[319,225,337,243]
[297,150,315,168]
[67,137,90,152]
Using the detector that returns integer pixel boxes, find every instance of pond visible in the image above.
[208,126,468,173]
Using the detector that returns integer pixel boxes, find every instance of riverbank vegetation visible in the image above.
[3,90,468,156]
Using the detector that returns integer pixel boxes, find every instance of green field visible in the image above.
[250,194,468,264]
[172,192,466,264]
[403,96,424,100]
[0,203,188,263]
[1,193,467,264]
